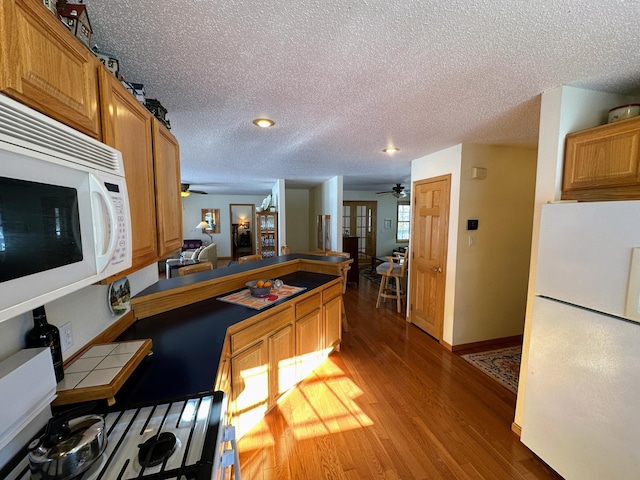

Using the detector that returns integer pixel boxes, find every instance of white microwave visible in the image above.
[0,94,132,323]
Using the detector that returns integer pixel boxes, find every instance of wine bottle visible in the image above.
[26,306,64,382]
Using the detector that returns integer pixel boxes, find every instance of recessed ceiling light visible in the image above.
[253,118,275,128]
[383,147,399,153]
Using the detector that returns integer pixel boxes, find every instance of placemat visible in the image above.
[218,284,306,310]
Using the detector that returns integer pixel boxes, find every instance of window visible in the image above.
[396,201,410,242]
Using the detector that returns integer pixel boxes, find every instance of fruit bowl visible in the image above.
[246,279,273,297]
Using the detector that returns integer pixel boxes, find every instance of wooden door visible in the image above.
[342,201,376,264]
[409,175,450,340]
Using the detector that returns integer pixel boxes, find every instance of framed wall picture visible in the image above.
[201,208,220,233]
[324,214,331,251]
[317,214,324,250]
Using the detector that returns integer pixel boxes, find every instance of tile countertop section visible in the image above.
[56,341,147,392]
[114,271,338,407]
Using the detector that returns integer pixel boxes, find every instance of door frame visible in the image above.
[229,203,256,259]
[408,174,451,342]
[342,200,377,265]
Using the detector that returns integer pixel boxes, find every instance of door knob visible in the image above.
[432,267,442,273]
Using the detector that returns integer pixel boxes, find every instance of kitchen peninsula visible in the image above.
[114,254,351,437]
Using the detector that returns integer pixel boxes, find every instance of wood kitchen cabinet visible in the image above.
[268,324,295,406]
[231,341,267,438]
[323,283,343,351]
[99,69,182,279]
[151,118,183,258]
[99,68,158,274]
[0,0,101,138]
[294,293,322,381]
[562,116,640,201]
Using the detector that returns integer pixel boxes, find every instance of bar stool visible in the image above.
[376,248,409,313]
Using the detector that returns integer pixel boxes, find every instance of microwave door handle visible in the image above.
[89,174,118,273]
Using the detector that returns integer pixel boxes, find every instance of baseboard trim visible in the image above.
[446,334,523,352]
[511,422,522,437]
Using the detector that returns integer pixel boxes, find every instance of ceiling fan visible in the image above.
[181,183,208,197]
[376,183,409,198]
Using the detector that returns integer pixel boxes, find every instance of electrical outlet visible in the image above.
[60,322,73,352]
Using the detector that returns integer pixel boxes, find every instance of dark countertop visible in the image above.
[114,269,338,406]
[136,253,346,297]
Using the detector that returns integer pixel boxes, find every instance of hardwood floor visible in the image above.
[237,276,562,479]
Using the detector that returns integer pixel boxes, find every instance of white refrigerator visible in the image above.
[521,201,640,480]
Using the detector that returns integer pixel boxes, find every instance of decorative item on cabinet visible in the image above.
[57,3,93,48]
[42,0,57,15]
[145,98,171,129]
[93,47,120,78]
[121,81,146,104]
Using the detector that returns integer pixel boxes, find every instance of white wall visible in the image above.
[453,144,537,345]
[343,191,405,256]
[411,144,463,344]
[309,176,343,251]
[514,85,639,427]
[182,193,265,258]
[0,263,159,363]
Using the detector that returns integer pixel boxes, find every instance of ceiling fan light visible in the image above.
[181,190,190,197]
[253,118,275,128]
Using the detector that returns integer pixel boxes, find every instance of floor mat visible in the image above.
[461,346,521,394]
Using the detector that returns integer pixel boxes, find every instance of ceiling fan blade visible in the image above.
[376,190,393,195]
[189,189,208,194]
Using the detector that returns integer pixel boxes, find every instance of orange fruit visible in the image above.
[264,281,272,288]
[256,280,264,288]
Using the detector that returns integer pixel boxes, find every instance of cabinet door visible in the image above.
[268,324,295,405]
[323,295,342,351]
[152,119,183,258]
[295,309,321,382]
[99,69,158,274]
[0,0,101,138]
[231,341,267,438]
[563,116,640,200]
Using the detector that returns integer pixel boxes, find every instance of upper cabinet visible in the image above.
[152,118,183,258]
[562,116,640,201]
[99,69,183,277]
[0,0,101,138]
[99,68,158,274]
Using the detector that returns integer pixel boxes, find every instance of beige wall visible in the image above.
[411,144,463,343]
[453,144,537,345]
[411,143,537,346]
[285,189,310,252]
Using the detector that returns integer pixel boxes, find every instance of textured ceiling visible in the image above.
[83,0,640,195]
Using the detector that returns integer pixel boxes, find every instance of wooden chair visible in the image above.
[280,245,290,255]
[238,254,263,264]
[375,248,409,313]
[178,261,213,276]
[326,251,350,294]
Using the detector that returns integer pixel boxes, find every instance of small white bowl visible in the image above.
[608,104,640,123]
